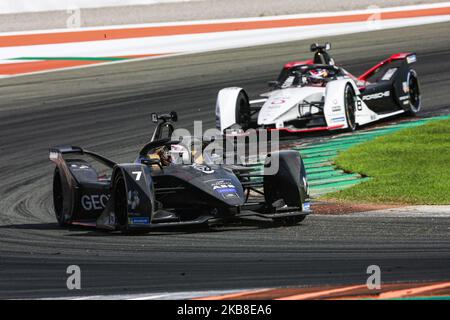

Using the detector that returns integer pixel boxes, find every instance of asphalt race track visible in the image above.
[0,22,449,299]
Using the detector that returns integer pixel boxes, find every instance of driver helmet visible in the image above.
[154,146,172,166]
[309,68,329,80]
[306,68,330,85]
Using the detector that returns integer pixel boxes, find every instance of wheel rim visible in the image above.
[409,74,421,112]
[114,176,128,227]
[345,86,356,130]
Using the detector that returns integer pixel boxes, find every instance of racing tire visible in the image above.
[235,91,251,131]
[113,172,129,232]
[263,151,308,215]
[406,70,421,115]
[113,170,150,235]
[344,84,357,132]
[53,168,70,227]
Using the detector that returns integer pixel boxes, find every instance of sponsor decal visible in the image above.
[271,98,287,105]
[331,116,345,123]
[216,187,236,193]
[81,194,109,211]
[275,121,284,128]
[211,181,236,192]
[129,217,150,225]
[127,190,140,210]
[223,193,238,199]
[208,179,239,199]
[192,163,214,174]
[332,105,342,112]
[402,81,410,93]
[399,95,409,101]
[302,202,311,211]
[362,91,390,101]
[381,68,397,81]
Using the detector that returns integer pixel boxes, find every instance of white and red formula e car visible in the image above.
[215,43,421,134]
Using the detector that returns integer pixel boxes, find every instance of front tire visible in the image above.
[113,171,150,235]
[235,91,251,130]
[344,84,357,132]
[406,70,421,115]
[113,172,128,232]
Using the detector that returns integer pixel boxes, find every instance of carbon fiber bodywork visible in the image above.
[49,117,310,232]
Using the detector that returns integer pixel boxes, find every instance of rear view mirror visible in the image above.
[311,43,331,52]
[169,111,178,122]
[151,111,178,123]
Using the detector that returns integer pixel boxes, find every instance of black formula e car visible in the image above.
[49,112,310,233]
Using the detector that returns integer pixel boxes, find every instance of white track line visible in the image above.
[42,289,246,300]
[2,14,450,79]
[1,3,450,78]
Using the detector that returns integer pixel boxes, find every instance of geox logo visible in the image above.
[362,91,390,101]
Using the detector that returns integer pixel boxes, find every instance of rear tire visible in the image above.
[53,168,69,227]
[406,70,421,115]
[344,84,357,132]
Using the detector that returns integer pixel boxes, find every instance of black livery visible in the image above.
[49,112,310,233]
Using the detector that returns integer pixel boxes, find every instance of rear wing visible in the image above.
[49,145,116,168]
[358,52,417,82]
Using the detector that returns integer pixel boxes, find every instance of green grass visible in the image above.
[323,118,450,204]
